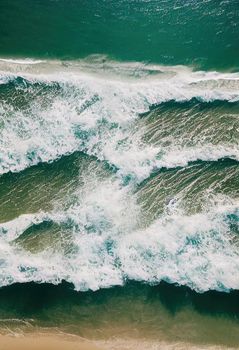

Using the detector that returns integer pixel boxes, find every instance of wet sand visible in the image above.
[1,334,238,350]
[0,333,103,350]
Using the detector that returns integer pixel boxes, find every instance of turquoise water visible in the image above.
[0,0,239,348]
[0,0,238,70]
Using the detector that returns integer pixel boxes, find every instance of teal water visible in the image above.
[0,1,239,348]
[0,0,238,70]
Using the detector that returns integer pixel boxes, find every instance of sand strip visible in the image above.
[0,333,103,350]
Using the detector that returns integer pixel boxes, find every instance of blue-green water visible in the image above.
[0,0,238,348]
[0,0,239,70]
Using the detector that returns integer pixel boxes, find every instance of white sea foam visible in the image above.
[0,58,238,180]
[0,58,238,293]
[0,171,238,292]
[0,58,45,65]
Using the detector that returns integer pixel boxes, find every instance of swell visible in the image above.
[0,171,238,292]
[0,151,112,223]
[0,199,238,293]
[0,59,238,294]
[0,59,238,181]
[137,158,239,221]
[0,153,237,221]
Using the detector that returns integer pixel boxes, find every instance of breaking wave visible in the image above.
[0,173,238,293]
[0,57,238,294]
[0,57,238,181]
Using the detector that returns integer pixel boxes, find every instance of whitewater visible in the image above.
[0,57,238,293]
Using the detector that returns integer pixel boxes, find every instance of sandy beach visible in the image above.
[0,334,238,350]
[0,334,103,350]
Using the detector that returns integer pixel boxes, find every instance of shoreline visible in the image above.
[0,282,238,349]
[0,333,238,350]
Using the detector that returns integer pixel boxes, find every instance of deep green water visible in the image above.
[0,0,239,348]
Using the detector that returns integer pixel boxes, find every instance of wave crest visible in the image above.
[0,58,238,180]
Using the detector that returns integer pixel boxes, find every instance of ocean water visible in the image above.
[0,0,239,348]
